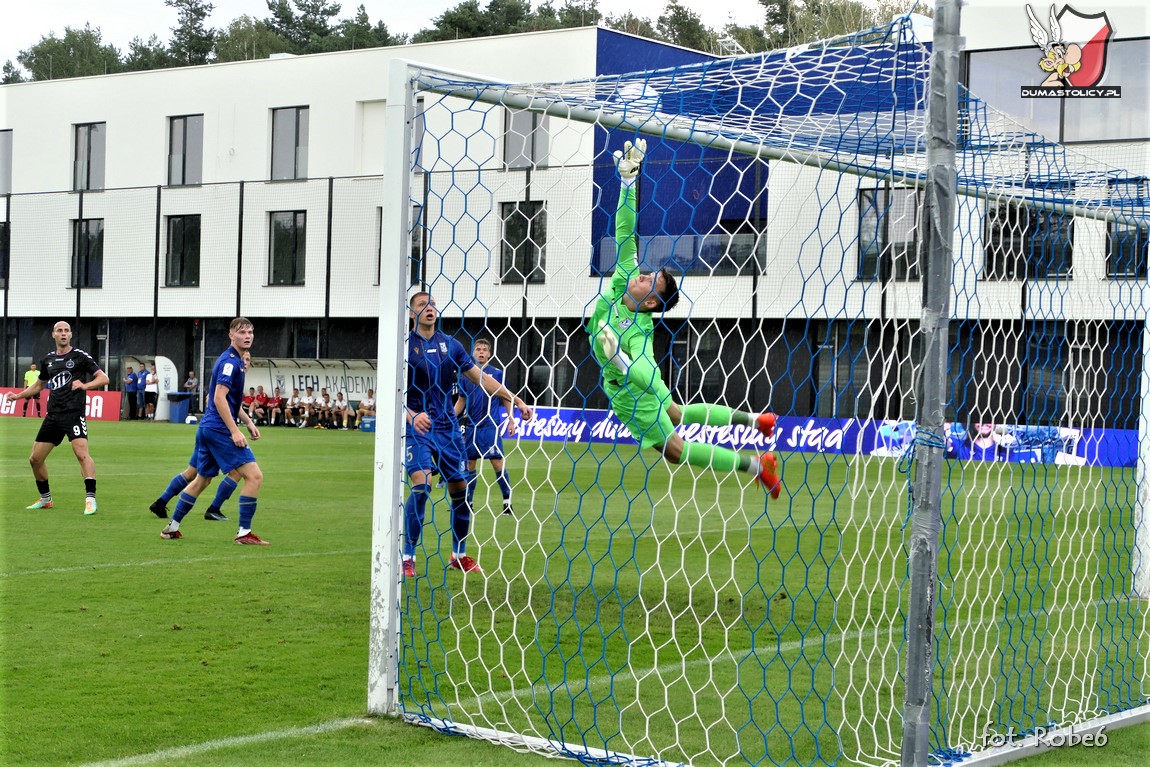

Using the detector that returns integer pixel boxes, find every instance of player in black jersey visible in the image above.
[2,321,109,515]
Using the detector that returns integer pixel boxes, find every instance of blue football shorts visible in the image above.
[405,422,469,483]
[193,426,257,478]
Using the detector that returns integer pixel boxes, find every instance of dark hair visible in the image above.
[229,317,253,333]
[474,338,493,352]
[638,268,680,314]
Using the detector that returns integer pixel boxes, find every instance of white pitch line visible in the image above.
[75,717,373,767]
[0,549,368,578]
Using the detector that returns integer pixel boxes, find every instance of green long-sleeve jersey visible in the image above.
[587,184,660,390]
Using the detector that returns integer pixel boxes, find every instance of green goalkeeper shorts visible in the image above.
[604,376,676,450]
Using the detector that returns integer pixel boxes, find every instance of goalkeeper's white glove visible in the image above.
[596,320,632,373]
[613,138,646,185]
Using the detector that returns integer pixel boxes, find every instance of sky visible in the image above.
[1,0,770,65]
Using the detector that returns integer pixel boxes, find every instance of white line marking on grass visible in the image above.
[0,549,368,578]
[76,717,373,767]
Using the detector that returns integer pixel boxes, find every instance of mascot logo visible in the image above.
[1025,5,1114,89]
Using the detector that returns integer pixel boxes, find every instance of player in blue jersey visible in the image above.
[159,318,269,545]
[3,321,109,515]
[149,353,255,522]
[403,292,533,577]
[456,338,516,516]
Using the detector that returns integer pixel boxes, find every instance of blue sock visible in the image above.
[450,489,471,556]
[495,469,512,501]
[237,496,257,530]
[172,491,197,523]
[159,474,189,504]
[211,476,239,509]
[403,484,431,558]
[466,470,478,506]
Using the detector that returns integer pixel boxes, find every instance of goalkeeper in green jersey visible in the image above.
[588,139,782,496]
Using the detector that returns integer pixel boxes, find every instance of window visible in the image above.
[983,202,1073,279]
[504,109,548,169]
[0,129,11,195]
[166,215,201,286]
[501,201,546,283]
[409,204,423,287]
[858,187,923,280]
[965,49,1061,139]
[1062,39,1150,142]
[669,324,726,405]
[813,322,872,419]
[269,211,306,285]
[412,97,426,168]
[271,107,309,180]
[0,221,9,289]
[967,40,1148,144]
[73,123,106,191]
[593,221,766,277]
[1022,322,1067,425]
[1107,179,1148,279]
[168,115,204,186]
[71,218,104,288]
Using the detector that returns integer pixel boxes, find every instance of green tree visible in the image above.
[263,0,344,52]
[759,0,926,49]
[16,25,122,80]
[214,15,295,61]
[2,60,25,84]
[296,0,343,50]
[603,11,658,39]
[413,0,539,42]
[761,0,801,48]
[166,0,217,65]
[306,4,403,52]
[554,0,601,27]
[122,34,178,71]
[656,1,712,51]
[722,23,771,54]
[264,0,305,50]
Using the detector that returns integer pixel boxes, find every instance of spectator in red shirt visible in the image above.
[266,388,285,426]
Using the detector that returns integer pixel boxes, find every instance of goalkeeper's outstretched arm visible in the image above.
[610,138,645,295]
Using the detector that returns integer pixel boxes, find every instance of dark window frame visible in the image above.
[168,114,204,187]
[982,201,1074,280]
[166,214,201,287]
[271,106,309,181]
[1106,178,1148,279]
[269,210,306,286]
[857,186,924,281]
[0,128,12,196]
[73,122,106,192]
[500,200,546,284]
[0,220,9,289]
[504,109,549,170]
[71,217,104,288]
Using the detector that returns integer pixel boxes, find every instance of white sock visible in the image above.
[237,528,251,537]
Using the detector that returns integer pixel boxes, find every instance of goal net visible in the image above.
[370,14,1149,766]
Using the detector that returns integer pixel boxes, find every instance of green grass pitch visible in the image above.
[1,418,1145,766]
